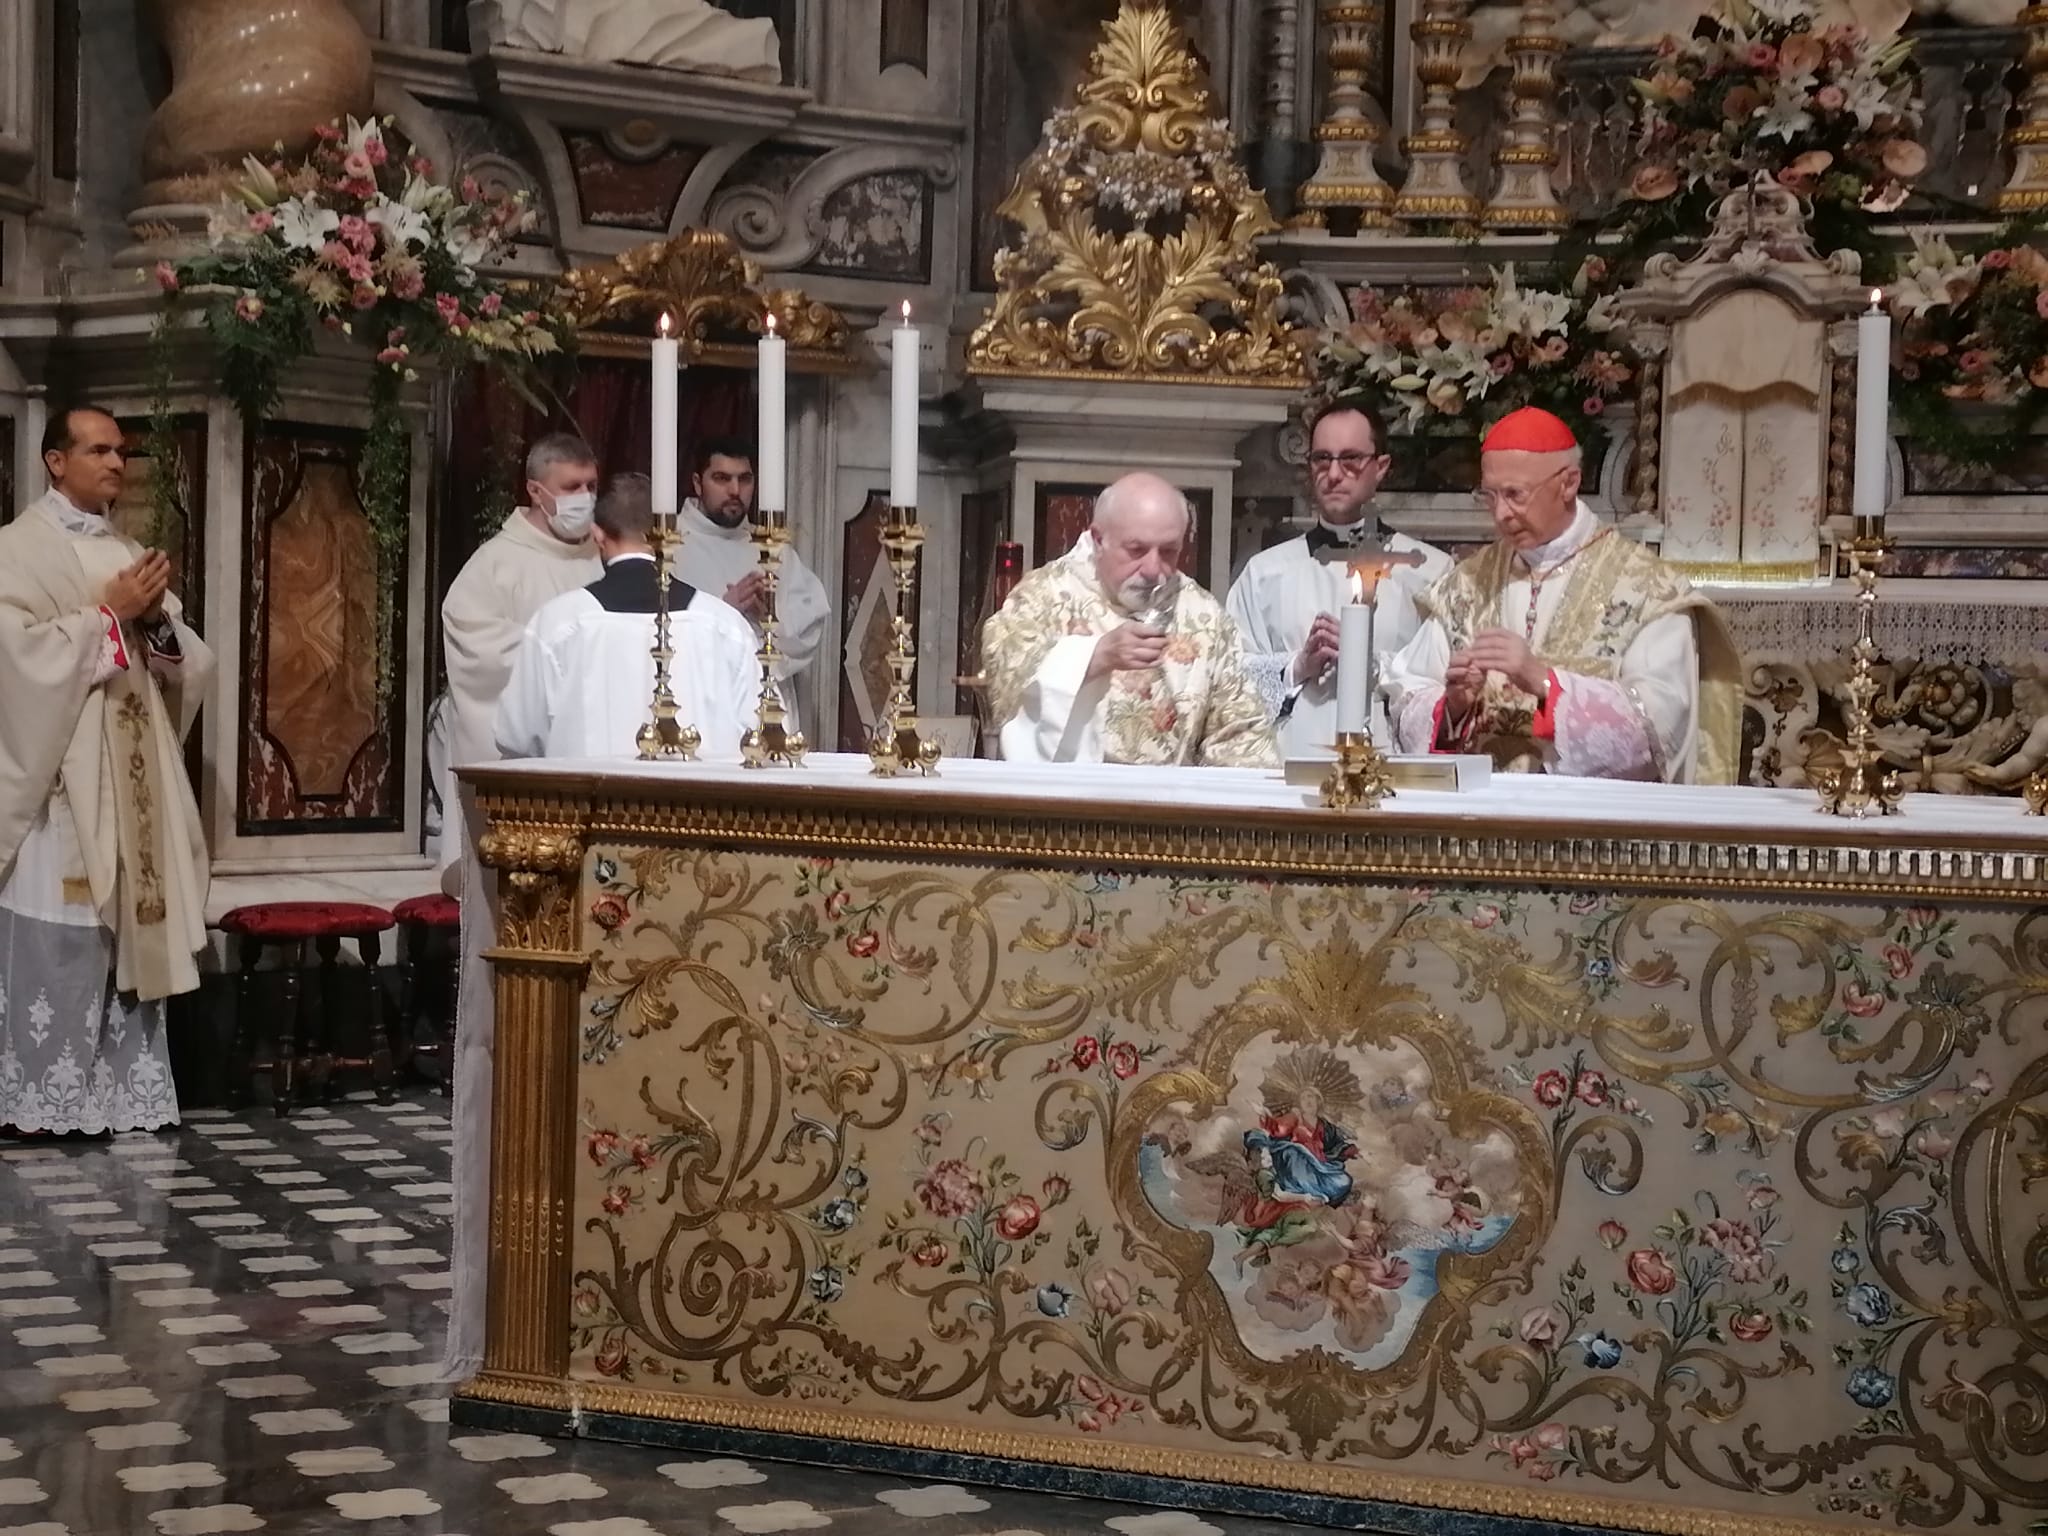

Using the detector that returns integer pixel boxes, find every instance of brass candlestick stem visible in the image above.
[635,519,702,762]
[1813,527,1902,818]
[870,504,942,777]
[740,508,806,769]
[1320,729,1395,811]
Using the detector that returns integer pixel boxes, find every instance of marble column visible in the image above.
[134,0,373,221]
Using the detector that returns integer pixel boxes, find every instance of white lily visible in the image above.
[366,193,432,250]
[276,196,340,252]
[343,116,383,159]
[1583,293,1623,335]
[1757,83,1815,142]
[238,154,280,208]
[207,199,255,248]
[1891,232,1978,316]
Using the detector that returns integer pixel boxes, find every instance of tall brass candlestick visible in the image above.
[870,503,941,777]
[635,517,701,762]
[1812,529,1902,818]
[740,506,806,769]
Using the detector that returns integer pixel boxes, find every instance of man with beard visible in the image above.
[670,436,829,734]
[1226,400,1450,756]
[980,472,1275,767]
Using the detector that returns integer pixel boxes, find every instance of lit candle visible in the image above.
[651,312,678,519]
[758,312,787,513]
[1335,569,1373,737]
[890,301,918,508]
[1854,288,1891,536]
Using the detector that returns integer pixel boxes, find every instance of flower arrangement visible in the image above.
[1310,261,1632,444]
[1887,228,2048,465]
[149,115,567,701]
[1622,0,1923,249]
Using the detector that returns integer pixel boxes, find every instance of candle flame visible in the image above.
[1349,569,1365,603]
[1869,287,1883,308]
[765,312,778,337]
[658,312,672,337]
[901,299,912,323]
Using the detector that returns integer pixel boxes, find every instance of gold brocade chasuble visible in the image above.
[0,498,213,1000]
[981,537,1277,769]
[1418,530,1742,784]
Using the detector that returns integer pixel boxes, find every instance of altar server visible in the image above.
[671,437,829,732]
[1226,400,1451,755]
[1385,407,1740,781]
[438,433,603,890]
[981,472,1277,768]
[0,406,212,1135]
[496,474,758,761]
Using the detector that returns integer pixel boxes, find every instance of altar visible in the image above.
[447,755,2048,1536]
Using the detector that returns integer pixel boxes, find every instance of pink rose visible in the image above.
[1911,1127,1955,1161]
[994,1195,1041,1241]
[1597,1220,1628,1251]
[589,895,629,931]
[916,1158,983,1219]
[1471,903,1501,929]
[824,890,850,920]
[234,294,265,323]
[1746,42,1777,68]
[1884,944,1913,980]
[1626,1247,1677,1295]
[1533,1069,1570,1107]
[436,292,463,324]
[1704,1217,1771,1283]
[1108,1042,1141,1080]
[248,210,275,233]
[1729,1309,1773,1343]
[1816,83,1847,112]
[481,292,503,317]
[1983,249,2013,271]
[1582,395,1608,416]
[911,1237,948,1267]
[351,284,378,310]
[847,930,880,959]
[376,346,405,365]
[1747,1182,1780,1211]
[153,261,180,293]
[1519,1306,1560,1345]
[1842,982,1884,1018]
[1531,1422,1570,1451]
[1071,1036,1100,1069]
[1575,1071,1608,1107]
[586,1130,619,1166]
[338,214,373,252]
[342,150,374,181]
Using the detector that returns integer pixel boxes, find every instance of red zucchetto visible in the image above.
[1481,407,1578,454]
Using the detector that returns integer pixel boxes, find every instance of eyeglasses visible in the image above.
[1307,451,1384,474]
[1473,464,1570,511]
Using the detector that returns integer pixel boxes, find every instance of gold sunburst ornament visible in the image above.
[966,0,1304,386]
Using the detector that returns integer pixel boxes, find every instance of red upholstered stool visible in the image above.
[218,902,399,1117]
[393,894,461,1098]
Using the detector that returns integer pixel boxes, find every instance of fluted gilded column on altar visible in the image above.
[1997,6,2048,213]
[1480,0,1566,230]
[1295,1,1395,231]
[1393,0,1481,226]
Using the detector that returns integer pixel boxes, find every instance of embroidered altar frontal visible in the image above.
[453,760,2048,1536]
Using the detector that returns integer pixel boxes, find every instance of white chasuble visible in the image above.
[1385,503,1742,783]
[981,532,1277,768]
[668,500,829,731]
[0,493,214,1133]
[495,555,760,762]
[1225,527,1452,757]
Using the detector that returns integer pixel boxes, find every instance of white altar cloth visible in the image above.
[442,754,2048,1380]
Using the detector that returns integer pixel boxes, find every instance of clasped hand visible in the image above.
[1087,620,1168,680]
[102,551,172,624]
[1444,627,1546,716]
[1292,612,1340,685]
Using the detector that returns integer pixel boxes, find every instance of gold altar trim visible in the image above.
[460,771,2048,901]
[452,1375,1857,1536]
[1669,558,1824,584]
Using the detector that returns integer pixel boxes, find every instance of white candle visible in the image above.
[651,313,678,518]
[1854,289,1890,530]
[890,300,918,508]
[758,312,787,513]
[1335,570,1373,737]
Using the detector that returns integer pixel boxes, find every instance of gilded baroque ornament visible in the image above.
[965,1,1304,386]
[556,229,853,369]
[476,816,589,955]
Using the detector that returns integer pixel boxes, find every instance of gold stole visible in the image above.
[1419,533,1743,783]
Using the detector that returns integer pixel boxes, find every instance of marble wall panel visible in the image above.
[564,132,703,232]
[800,169,933,283]
[1033,482,1213,581]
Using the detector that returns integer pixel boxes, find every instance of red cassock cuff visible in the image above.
[99,606,131,673]
[1531,669,1561,742]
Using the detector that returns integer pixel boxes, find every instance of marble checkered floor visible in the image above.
[0,1094,1325,1536]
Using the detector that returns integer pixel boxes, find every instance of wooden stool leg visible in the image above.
[274,941,301,1118]
[364,932,395,1104]
[312,936,340,1103]
[227,935,260,1111]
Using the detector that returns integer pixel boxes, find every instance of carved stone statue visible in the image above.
[476,0,782,82]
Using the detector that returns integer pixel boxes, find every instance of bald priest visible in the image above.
[981,473,1278,768]
[1385,407,1741,782]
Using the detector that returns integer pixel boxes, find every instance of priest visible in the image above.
[496,474,759,760]
[1226,400,1451,755]
[438,432,603,892]
[1385,407,1740,781]
[981,472,1277,767]
[671,437,829,733]
[0,406,212,1135]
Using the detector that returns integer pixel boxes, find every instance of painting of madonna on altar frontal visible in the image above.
[1140,1039,1527,1371]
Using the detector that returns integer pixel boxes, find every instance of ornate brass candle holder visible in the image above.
[1812,524,1903,818]
[2025,767,2047,816]
[635,518,702,762]
[1320,730,1395,811]
[740,507,807,769]
[869,503,942,777]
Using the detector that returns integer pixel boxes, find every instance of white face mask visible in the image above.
[545,490,596,541]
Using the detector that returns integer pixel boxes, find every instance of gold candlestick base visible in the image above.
[636,521,702,762]
[869,504,941,778]
[1815,531,1902,819]
[1319,730,1395,811]
[741,720,807,769]
[2024,767,2047,816]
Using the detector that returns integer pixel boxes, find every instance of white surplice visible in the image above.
[668,499,829,730]
[1384,503,1708,781]
[495,554,760,761]
[1225,524,1452,757]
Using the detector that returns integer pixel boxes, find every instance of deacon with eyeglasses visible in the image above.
[1225,399,1450,757]
[1384,407,1742,782]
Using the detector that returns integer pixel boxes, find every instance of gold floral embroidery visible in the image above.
[115,692,167,925]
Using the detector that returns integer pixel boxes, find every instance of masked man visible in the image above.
[1385,407,1740,781]
[1227,400,1451,755]
[0,407,213,1135]
[981,473,1277,768]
